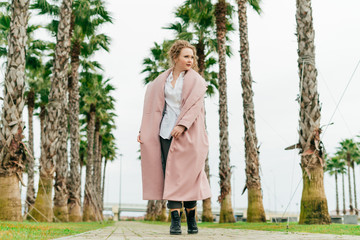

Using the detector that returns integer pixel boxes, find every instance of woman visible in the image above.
[138,40,211,235]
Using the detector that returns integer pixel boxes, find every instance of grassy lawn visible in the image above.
[143,221,360,236]
[0,221,114,240]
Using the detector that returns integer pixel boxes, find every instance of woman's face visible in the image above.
[174,47,194,72]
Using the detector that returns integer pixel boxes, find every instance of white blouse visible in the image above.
[159,71,185,139]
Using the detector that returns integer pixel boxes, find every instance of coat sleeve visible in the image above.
[177,96,204,130]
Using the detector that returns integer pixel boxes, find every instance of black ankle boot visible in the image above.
[170,210,182,235]
[185,208,198,234]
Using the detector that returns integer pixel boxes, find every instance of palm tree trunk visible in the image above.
[352,165,358,215]
[53,99,69,222]
[40,105,46,155]
[145,200,156,221]
[199,61,213,223]
[27,106,50,222]
[155,200,167,222]
[93,119,103,219]
[0,0,30,221]
[342,173,346,215]
[335,172,339,215]
[25,89,35,215]
[237,0,265,222]
[296,0,330,224]
[83,106,98,221]
[52,0,73,222]
[215,0,235,223]
[98,136,103,207]
[67,26,82,222]
[202,155,213,222]
[79,156,84,204]
[101,158,107,206]
[31,0,72,222]
[347,161,353,214]
[196,41,205,77]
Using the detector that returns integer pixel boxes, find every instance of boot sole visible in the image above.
[170,232,182,235]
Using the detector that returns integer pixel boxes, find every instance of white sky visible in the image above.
[16,0,360,215]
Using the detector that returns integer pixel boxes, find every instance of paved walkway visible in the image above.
[56,221,360,240]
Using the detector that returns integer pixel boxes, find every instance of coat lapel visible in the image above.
[177,69,207,122]
[152,69,172,112]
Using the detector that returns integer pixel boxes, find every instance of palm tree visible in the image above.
[0,3,10,61]
[68,0,111,221]
[24,59,48,216]
[26,61,52,221]
[93,81,115,216]
[0,0,30,221]
[295,0,330,224]
[0,2,48,218]
[326,156,346,216]
[24,28,50,217]
[145,200,156,221]
[32,0,111,221]
[100,123,117,207]
[80,70,112,221]
[351,142,360,215]
[30,0,73,222]
[83,103,97,221]
[141,40,172,84]
[236,0,265,222]
[341,171,346,215]
[215,0,235,223]
[336,139,360,215]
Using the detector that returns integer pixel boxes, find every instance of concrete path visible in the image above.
[55,221,360,240]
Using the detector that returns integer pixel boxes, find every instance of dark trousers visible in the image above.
[160,136,197,209]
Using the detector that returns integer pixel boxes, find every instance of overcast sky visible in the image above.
[17,0,360,215]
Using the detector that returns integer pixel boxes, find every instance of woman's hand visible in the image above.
[137,133,143,144]
[171,125,186,139]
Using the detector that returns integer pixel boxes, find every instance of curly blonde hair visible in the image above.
[168,40,199,72]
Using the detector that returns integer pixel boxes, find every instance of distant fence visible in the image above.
[103,202,299,219]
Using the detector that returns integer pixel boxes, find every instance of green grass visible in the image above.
[142,221,360,236]
[0,220,114,240]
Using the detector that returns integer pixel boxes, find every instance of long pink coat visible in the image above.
[140,68,211,201]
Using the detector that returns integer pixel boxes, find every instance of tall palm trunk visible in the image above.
[101,157,107,206]
[196,41,205,77]
[25,89,35,215]
[347,157,354,214]
[39,0,72,221]
[155,200,167,221]
[28,105,48,222]
[352,165,358,215]
[31,0,72,222]
[202,154,213,222]
[83,106,98,221]
[53,99,69,222]
[215,0,235,223]
[40,105,46,155]
[342,173,346,215]
[98,136,103,207]
[68,16,82,222]
[0,0,30,221]
[145,200,156,221]
[196,41,213,222]
[93,118,103,219]
[296,0,330,224]
[335,172,339,215]
[237,0,265,222]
